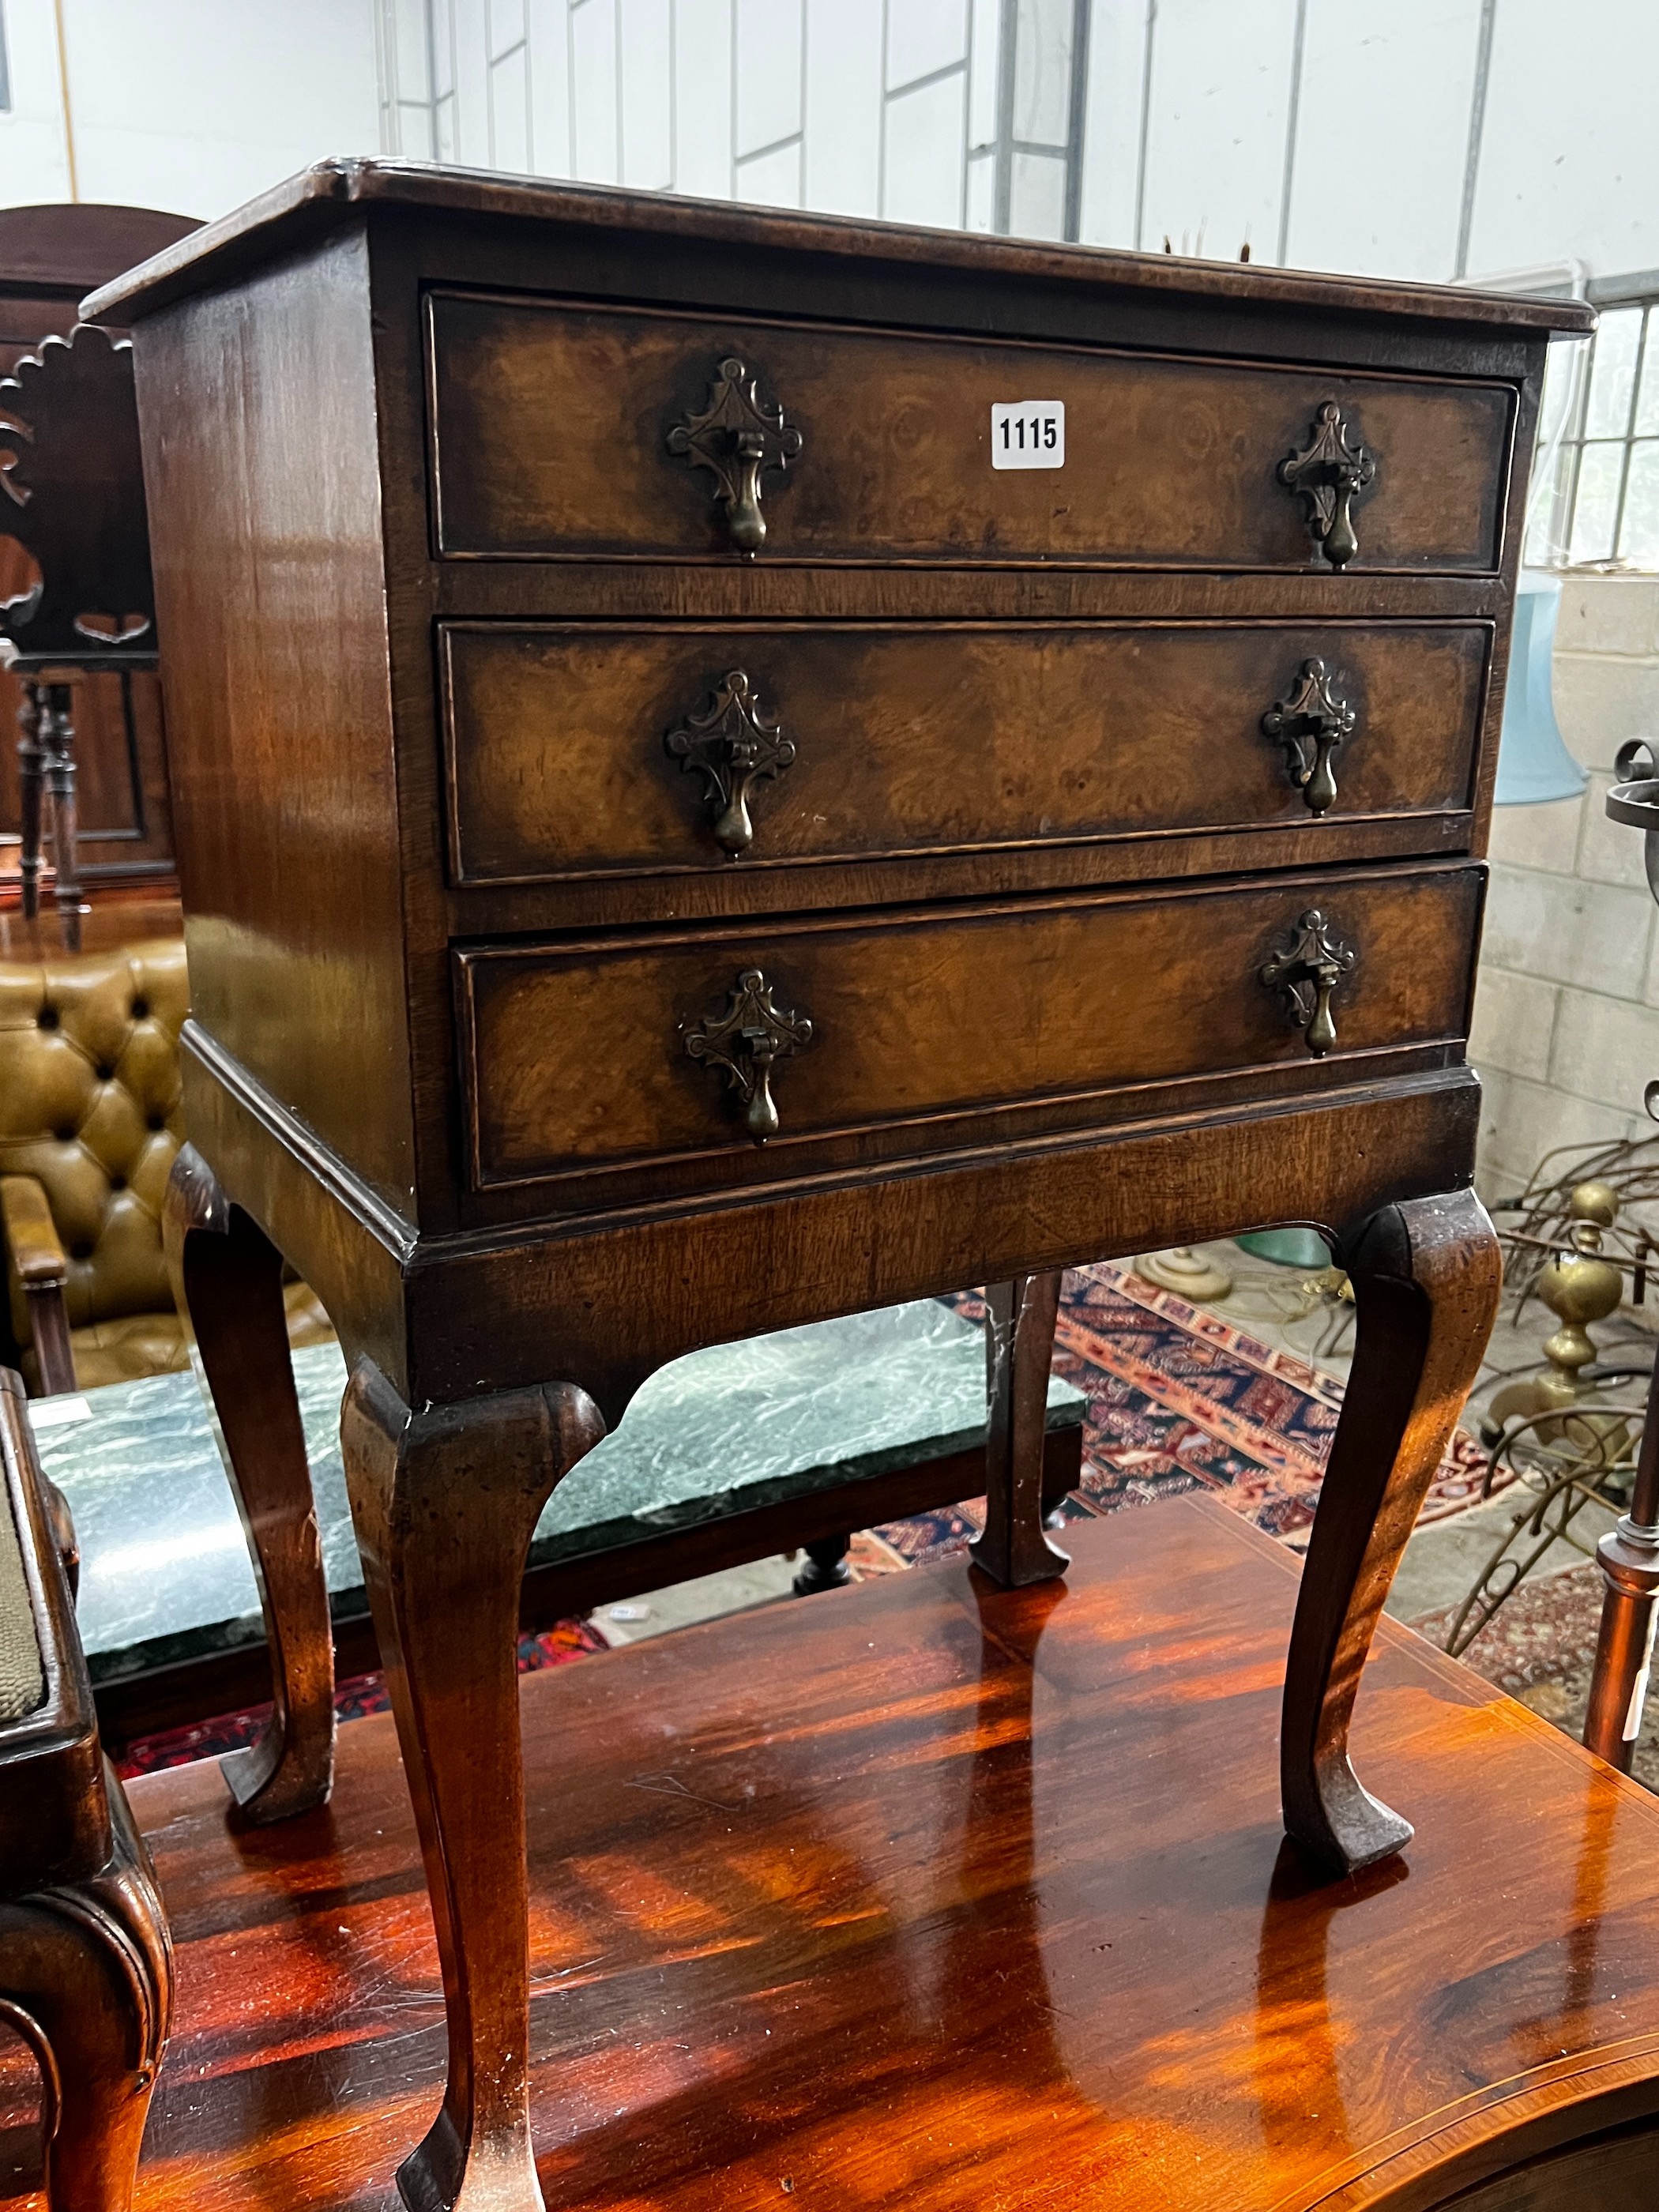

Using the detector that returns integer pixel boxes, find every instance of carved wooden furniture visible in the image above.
[87,160,1589,2212]
[0,324,160,952]
[0,207,195,934]
[20,1503,1659,2212]
[0,938,330,1394]
[0,1366,171,2210]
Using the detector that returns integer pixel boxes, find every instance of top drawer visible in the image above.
[426,291,1516,574]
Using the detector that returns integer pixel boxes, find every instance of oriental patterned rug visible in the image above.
[116,1258,1495,1778]
[841,1261,1498,1576]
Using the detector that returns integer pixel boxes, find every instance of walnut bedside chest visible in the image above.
[87,161,1589,2212]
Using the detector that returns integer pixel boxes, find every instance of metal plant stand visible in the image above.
[1446,1401,1642,1661]
[1585,756,1659,1769]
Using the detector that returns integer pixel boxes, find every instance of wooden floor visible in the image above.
[10,1498,1659,2210]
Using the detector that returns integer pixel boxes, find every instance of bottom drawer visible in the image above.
[455,864,1482,1198]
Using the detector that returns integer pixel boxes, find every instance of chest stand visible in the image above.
[164,1097,1500,2212]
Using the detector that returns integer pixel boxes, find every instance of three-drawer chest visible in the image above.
[88,161,1589,2212]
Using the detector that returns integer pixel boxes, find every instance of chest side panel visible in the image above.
[134,227,417,1219]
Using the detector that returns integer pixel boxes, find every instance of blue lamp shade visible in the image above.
[1236,1228,1331,1268]
[1493,572,1588,807]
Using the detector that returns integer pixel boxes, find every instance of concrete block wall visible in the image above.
[1473,577,1659,1200]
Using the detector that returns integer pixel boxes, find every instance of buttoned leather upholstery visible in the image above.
[0,939,331,1390]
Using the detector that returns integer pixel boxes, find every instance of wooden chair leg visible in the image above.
[971,1273,1070,1588]
[340,1358,607,2212]
[43,683,81,954]
[0,1783,171,2212]
[1281,1191,1502,1875]
[22,1281,77,1400]
[163,1142,335,1822]
[792,1533,852,1594]
[16,679,45,924]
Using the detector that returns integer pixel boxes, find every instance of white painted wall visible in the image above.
[1466,0,1659,282]
[0,0,381,219]
[6,2,1657,285]
[367,0,1659,288]
[1473,578,1659,1199]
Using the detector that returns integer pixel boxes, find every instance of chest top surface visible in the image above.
[83,156,1591,337]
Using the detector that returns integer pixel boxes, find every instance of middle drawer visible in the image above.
[440,620,1489,887]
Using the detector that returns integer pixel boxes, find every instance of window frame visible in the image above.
[1529,273,1659,572]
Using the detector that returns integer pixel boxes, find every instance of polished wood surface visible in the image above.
[91,165,1574,2206]
[439,620,1489,886]
[7,1504,1659,2211]
[457,863,1482,1200]
[428,292,1515,570]
[125,231,419,1219]
[83,159,1593,340]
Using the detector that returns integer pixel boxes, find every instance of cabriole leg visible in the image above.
[164,1142,335,1820]
[340,1360,606,2212]
[1282,1191,1501,1874]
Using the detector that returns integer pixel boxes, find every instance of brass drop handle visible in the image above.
[667,357,801,556]
[1261,658,1356,816]
[1279,402,1376,570]
[664,671,796,856]
[1260,909,1355,1057]
[684,967,813,1141]
[728,431,766,553]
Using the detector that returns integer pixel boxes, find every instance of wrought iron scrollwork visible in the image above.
[1279,402,1376,570]
[1260,909,1356,1058]
[667,357,801,555]
[683,967,813,1140]
[664,670,796,855]
[1262,657,1356,816]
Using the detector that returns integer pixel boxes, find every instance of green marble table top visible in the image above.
[34,1299,1084,1690]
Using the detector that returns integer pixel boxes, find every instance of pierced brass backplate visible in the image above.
[1262,657,1356,816]
[667,358,801,555]
[1260,909,1356,1057]
[683,967,813,1140]
[664,671,796,855]
[1279,403,1376,570]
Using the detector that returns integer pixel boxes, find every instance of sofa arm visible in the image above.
[0,1178,75,1398]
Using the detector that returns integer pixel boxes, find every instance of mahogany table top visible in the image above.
[11,1497,1659,2211]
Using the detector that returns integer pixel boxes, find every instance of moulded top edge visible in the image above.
[81,156,1598,339]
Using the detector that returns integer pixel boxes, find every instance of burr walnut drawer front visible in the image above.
[454,864,1482,1194]
[427,292,1515,572]
[440,620,1489,884]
